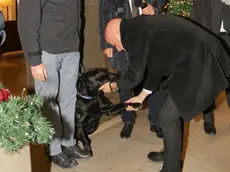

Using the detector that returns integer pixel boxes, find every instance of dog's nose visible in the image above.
[108,72,118,82]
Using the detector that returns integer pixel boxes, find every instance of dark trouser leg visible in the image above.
[147,91,168,138]
[116,70,135,123]
[148,90,168,125]
[118,90,135,123]
[117,70,135,138]
[158,95,182,172]
[147,92,162,125]
[203,102,215,124]
[118,87,135,138]
[203,102,216,135]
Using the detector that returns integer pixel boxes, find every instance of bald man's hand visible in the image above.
[142,4,155,15]
[103,48,113,58]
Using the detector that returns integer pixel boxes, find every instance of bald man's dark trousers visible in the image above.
[158,95,182,172]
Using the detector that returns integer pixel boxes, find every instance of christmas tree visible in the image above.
[166,0,193,17]
[0,84,54,153]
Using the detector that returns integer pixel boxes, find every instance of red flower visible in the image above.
[0,88,11,102]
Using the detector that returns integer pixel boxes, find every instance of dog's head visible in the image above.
[77,68,117,97]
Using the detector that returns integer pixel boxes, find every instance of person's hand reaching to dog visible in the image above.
[99,82,118,93]
[125,90,150,111]
[100,82,150,111]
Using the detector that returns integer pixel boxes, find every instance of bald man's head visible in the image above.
[105,18,125,52]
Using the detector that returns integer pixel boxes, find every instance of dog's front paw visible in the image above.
[125,103,143,109]
[84,145,93,157]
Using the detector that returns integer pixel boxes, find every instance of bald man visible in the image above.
[99,15,230,172]
[99,0,167,139]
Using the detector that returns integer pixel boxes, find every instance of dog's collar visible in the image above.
[77,93,97,100]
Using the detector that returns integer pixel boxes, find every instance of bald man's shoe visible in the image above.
[148,151,184,169]
[147,150,164,162]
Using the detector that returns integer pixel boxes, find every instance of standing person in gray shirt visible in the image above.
[17,0,90,168]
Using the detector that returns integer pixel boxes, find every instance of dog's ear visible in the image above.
[77,76,90,95]
[86,79,93,92]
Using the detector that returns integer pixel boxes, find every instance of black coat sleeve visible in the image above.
[17,0,42,66]
[117,33,150,91]
[98,0,113,51]
[143,72,162,91]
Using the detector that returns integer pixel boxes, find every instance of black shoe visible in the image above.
[62,144,92,159]
[120,122,134,139]
[50,152,77,168]
[204,122,216,135]
[147,150,164,163]
[148,151,183,169]
[150,124,163,138]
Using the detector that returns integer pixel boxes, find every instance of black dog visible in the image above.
[75,68,142,155]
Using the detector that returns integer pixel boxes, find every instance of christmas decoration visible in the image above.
[0,88,11,102]
[0,85,54,153]
[166,0,193,17]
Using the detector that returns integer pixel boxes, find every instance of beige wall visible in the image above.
[83,0,104,68]
[83,0,115,72]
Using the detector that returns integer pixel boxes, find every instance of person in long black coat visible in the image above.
[191,0,230,135]
[98,0,167,139]
[99,15,230,172]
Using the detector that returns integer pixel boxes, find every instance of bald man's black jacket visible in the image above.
[118,15,230,121]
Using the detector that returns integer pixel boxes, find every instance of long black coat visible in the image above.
[117,15,230,121]
[192,0,230,34]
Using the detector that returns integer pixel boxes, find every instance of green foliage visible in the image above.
[0,94,54,153]
[166,0,193,17]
